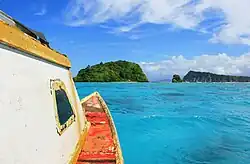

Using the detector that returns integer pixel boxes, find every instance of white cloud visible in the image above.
[140,53,250,81]
[34,5,47,16]
[64,0,200,28]
[129,35,140,40]
[64,0,250,45]
[196,0,250,45]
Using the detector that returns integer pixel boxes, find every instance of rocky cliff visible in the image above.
[183,71,250,82]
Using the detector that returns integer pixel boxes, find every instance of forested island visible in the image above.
[74,61,148,82]
[183,71,250,82]
[172,74,183,83]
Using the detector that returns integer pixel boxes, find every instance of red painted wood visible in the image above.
[77,96,116,163]
[77,162,115,164]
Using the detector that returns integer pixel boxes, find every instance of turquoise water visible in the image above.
[76,83,250,164]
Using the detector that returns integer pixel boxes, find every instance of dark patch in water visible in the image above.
[108,97,135,105]
[106,98,145,114]
[186,146,226,163]
[182,135,246,164]
[159,93,185,97]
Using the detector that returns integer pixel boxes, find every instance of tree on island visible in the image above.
[172,74,183,83]
[74,60,149,82]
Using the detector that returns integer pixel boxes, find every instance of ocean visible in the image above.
[76,83,250,164]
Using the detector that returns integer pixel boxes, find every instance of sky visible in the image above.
[1,0,250,81]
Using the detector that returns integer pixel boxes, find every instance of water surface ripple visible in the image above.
[76,83,250,164]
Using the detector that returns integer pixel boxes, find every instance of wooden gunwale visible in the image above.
[68,121,91,164]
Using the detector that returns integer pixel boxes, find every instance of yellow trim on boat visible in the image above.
[80,92,98,104]
[0,21,71,68]
[68,121,90,164]
[51,79,76,135]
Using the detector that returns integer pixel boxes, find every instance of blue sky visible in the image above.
[1,0,250,81]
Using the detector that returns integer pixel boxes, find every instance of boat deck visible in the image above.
[77,96,116,164]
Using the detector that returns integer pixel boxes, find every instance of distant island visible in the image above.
[152,79,171,83]
[74,60,148,82]
[183,71,250,82]
[172,74,183,83]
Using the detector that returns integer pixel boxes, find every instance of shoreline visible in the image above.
[75,81,250,83]
[74,81,143,83]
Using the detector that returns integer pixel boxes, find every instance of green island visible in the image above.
[172,71,250,83]
[172,74,183,83]
[74,60,149,82]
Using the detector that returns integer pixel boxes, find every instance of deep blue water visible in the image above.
[76,83,250,164]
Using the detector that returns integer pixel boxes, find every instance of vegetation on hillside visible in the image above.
[183,71,250,82]
[74,60,148,82]
[172,74,183,83]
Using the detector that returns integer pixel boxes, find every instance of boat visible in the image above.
[0,10,123,164]
[77,92,123,164]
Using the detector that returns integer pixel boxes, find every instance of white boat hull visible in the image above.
[0,44,86,164]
